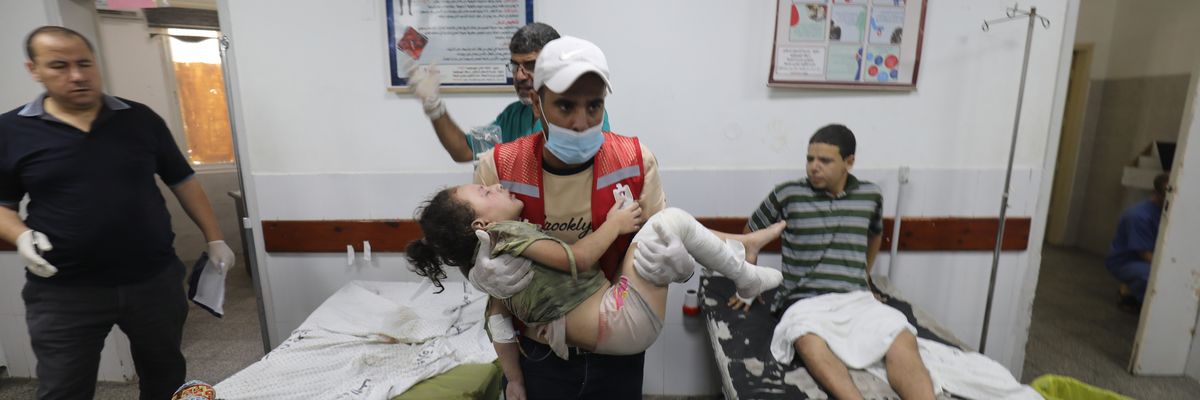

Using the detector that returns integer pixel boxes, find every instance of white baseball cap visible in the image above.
[533,36,612,93]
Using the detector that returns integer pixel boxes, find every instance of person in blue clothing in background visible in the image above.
[1106,173,1169,309]
[408,22,611,162]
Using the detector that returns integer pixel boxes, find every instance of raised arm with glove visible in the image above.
[407,62,446,120]
[406,61,478,162]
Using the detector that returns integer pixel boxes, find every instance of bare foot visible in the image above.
[742,221,785,262]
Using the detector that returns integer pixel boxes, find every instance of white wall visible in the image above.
[1074,0,1116,79]
[230,2,1071,174]
[1105,0,1200,79]
[1074,0,1200,80]
[222,0,1077,394]
[0,1,54,379]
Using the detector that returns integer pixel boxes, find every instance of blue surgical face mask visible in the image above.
[539,100,604,164]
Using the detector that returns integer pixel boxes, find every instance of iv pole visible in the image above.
[978,4,1050,354]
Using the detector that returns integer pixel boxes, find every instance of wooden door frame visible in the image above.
[1046,43,1093,245]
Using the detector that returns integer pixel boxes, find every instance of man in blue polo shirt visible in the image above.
[0,26,235,399]
[407,22,610,162]
[1106,173,1169,307]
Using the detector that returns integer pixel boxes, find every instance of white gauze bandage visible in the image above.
[486,314,517,343]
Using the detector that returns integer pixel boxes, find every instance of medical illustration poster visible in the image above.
[776,46,827,78]
[387,0,534,92]
[826,45,863,81]
[830,5,867,43]
[789,1,829,42]
[869,6,906,44]
[770,0,926,90]
[863,46,901,82]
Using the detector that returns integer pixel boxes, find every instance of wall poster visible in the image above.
[769,0,927,90]
[387,0,534,92]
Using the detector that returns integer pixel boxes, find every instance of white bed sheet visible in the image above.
[215,280,496,400]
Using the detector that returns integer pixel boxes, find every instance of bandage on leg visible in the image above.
[634,208,783,302]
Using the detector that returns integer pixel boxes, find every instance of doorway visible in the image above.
[1023,1,1200,394]
[94,6,266,385]
[1045,45,1092,246]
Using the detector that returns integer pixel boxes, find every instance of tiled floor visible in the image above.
[0,257,265,399]
[1022,245,1200,398]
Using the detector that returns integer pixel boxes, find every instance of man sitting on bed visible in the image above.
[736,124,936,400]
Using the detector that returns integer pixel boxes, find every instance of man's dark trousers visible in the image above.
[517,335,645,399]
[23,259,188,400]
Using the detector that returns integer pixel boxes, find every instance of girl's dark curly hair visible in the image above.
[405,187,479,293]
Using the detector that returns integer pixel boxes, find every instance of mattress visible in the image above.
[699,276,967,400]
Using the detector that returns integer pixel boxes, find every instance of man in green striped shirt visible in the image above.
[740,125,935,400]
[746,158,883,306]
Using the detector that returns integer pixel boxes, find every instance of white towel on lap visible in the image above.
[770,290,1041,399]
[771,291,915,368]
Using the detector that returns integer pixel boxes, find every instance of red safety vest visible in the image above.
[493,131,645,281]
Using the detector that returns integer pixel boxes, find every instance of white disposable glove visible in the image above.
[633,224,695,286]
[207,240,236,273]
[468,230,533,298]
[406,61,446,119]
[17,230,57,278]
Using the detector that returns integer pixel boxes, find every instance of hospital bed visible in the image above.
[395,362,501,400]
[700,275,974,400]
[214,281,501,400]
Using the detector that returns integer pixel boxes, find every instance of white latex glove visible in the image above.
[17,230,57,278]
[406,61,446,119]
[633,224,694,286]
[207,240,236,273]
[467,230,533,298]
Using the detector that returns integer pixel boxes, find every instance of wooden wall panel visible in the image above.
[261,217,1032,253]
[261,220,423,253]
[0,217,1031,254]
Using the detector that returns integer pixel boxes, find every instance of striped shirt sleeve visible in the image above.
[869,193,884,235]
[748,186,783,231]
